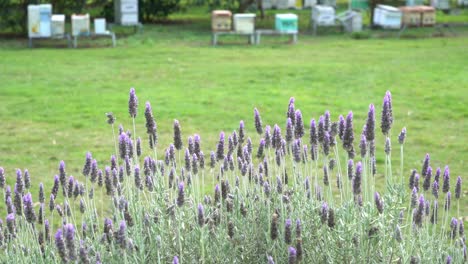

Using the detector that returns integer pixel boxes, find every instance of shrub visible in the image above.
[0,88,465,263]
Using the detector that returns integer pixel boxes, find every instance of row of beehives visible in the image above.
[212,11,299,33]
[373,5,436,29]
[27,4,109,38]
[260,0,334,9]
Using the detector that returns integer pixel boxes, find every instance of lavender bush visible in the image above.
[0,89,465,263]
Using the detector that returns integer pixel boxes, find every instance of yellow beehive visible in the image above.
[418,6,436,26]
[212,10,232,32]
[398,6,421,27]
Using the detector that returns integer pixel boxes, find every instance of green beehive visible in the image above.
[275,14,298,33]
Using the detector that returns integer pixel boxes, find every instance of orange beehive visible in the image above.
[418,6,436,27]
[212,10,232,32]
[398,6,421,27]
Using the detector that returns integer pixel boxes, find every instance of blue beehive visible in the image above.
[275,14,298,33]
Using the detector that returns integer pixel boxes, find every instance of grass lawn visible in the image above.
[0,10,467,218]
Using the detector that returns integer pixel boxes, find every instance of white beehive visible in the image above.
[303,0,317,8]
[233,14,256,34]
[72,14,90,36]
[115,0,139,25]
[51,14,65,37]
[374,5,402,29]
[28,4,52,38]
[312,5,335,26]
[94,18,107,34]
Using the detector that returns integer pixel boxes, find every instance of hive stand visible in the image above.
[212,31,255,46]
[254,30,298,44]
[72,31,117,48]
[28,34,72,48]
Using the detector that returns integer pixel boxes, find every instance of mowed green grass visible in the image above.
[0,19,467,217]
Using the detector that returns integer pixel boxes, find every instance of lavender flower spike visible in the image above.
[55,229,67,263]
[0,167,4,188]
[65,223,76,261]
[398,127,406,145]
[309,119,318,146]
[173,120,183,150]
[117,220,127,249]
[381,91,393,136]
[254,108,264,135]
[343,111,354,151]
[6,213,15,237]
[353,162,362,195]
[82,152,92,177]
[294,110,304,139]
[455,176,461,199]
[177,182,185,207]
[16,169,23,194]
[374,192,384,214]
[443,166,450,193]
[366,104,375,141]
[23,192,37,223]
[286,118,294,144]
[288,246,297,264]
[128,87,138,118]
[173,256,179,264]
[216,132,225,161]
[198,203,204,227]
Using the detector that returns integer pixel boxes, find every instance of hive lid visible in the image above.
[417,5,435,11]
[234,13,256,18]
[313,5,335,11]
[212,10,232,16]
[276,13,298,19]
[377,4,400,11]
[52,14,65,21]
[398,6,420,12]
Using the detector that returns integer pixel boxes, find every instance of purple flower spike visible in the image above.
[65,224,76,261]
[24,169,31,189]
[177,182,185,207]
[435,167,441,184]
[55,229,67,263]
[286,118,294,144]
[323,131,330,156]
[173,256,179,264]
[194,134,201,156]
[338,115,345,140]
[445,191,451,211]
[16,169,23,194]
[239,120,245,143]
[173,120,182,150]
[450,218,458,239]
[366,104,375,141]
[216,132,225,161]
[446,255,452,264]
[381,91,393,135]
[353,162,362,195]
[287,97,295,126]
[414,195,425,227]
[347,159,354,180]
[272,124,282,149]
[432,181,439,199]
[374,192,384,214]
[443,166,450,193]
[23,192,36,223]
[359,134,367,158]
[309,119,318,146]
[117,220,127,249]
[343,111,354,151]
[198,203,204,227]
[318,116,325,143]
[294,110,304,139]
[288,246,297,264]
[145,102,158,142]
[0,167,4,188]
[257,138,266,158]
[423,166,432,192]
[128,87,138,118]
[398,127,406,145]
[421,153,430,177]
[268,255,275,264]
[6,213,16,236]
[254,108,263,135]
[455,176,462,199]
[324,110,331,132]
[284,219,292,244]
[82,152,92,177]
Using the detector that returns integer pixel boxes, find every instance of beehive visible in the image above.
[211,10,232,32]
[399,6,421,27]
[233,14,256,34]
[418,6,436,26]
[275,14,298,33]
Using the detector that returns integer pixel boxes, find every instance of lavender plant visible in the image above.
[0,89,464,264]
